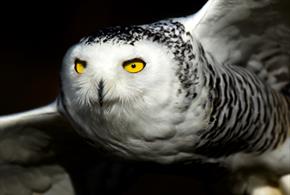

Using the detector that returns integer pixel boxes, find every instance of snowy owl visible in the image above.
[0,0,290,195]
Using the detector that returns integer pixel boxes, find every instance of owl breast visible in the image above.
[80,96,212,164]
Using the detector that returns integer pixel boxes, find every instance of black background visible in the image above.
[0,0,206,114]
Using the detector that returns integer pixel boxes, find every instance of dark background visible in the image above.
[0,0,206,115]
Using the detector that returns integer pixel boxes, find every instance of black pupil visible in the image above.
[131,64,136,68]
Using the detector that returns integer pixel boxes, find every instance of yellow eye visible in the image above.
[123,59,146,73]
[74,59,87,74]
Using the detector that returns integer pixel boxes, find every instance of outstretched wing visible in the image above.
[180,0,290,95]
[0,101,75,195]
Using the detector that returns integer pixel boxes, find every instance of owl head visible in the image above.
[60,21,200,115]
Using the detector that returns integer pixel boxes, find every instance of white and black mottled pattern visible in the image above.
[194,52,290,158]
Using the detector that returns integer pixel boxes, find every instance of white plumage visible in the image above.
[61,38,210,163]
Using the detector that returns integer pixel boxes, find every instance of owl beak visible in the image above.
[98,80,104,107]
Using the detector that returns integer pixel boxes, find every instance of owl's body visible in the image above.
[59,20,290,183]
[1,0,290,194]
